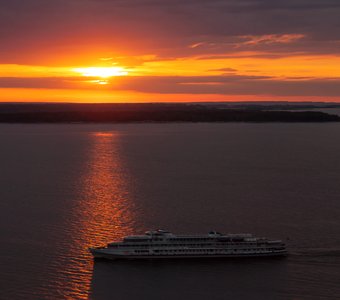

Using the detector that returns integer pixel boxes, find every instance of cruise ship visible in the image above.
[89,230,287,260]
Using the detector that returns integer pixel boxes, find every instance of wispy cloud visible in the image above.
[189,42,206,49]
[239,34,305,46]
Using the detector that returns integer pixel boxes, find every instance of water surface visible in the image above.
[0,123,340,299]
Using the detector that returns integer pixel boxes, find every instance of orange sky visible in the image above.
[1,0,340,103]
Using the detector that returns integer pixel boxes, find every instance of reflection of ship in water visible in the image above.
[90,246,288,300]
[56,132,138,299]
[90,229,287,260]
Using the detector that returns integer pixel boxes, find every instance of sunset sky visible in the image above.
[1,0,340,103]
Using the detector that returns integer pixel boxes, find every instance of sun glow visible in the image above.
[73,67,128,78]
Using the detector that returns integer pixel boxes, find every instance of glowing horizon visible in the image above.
[73,67,129,78]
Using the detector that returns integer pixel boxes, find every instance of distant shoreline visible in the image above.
[0,103,339,123]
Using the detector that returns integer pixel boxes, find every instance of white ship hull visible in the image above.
[90,248,287,260]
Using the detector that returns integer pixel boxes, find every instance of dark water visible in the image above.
[0,123,340,299]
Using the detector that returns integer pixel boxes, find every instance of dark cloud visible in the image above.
[0,77,90,89]
[113,75,340,96]
[2,75,340,97]
[208,68,238,73]
[1,0,340,63]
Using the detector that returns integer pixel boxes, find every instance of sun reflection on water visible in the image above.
[57,131,138,299]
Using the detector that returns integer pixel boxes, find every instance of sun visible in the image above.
[73,67,128,78]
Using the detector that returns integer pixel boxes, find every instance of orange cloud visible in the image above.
[240,34,305,46]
